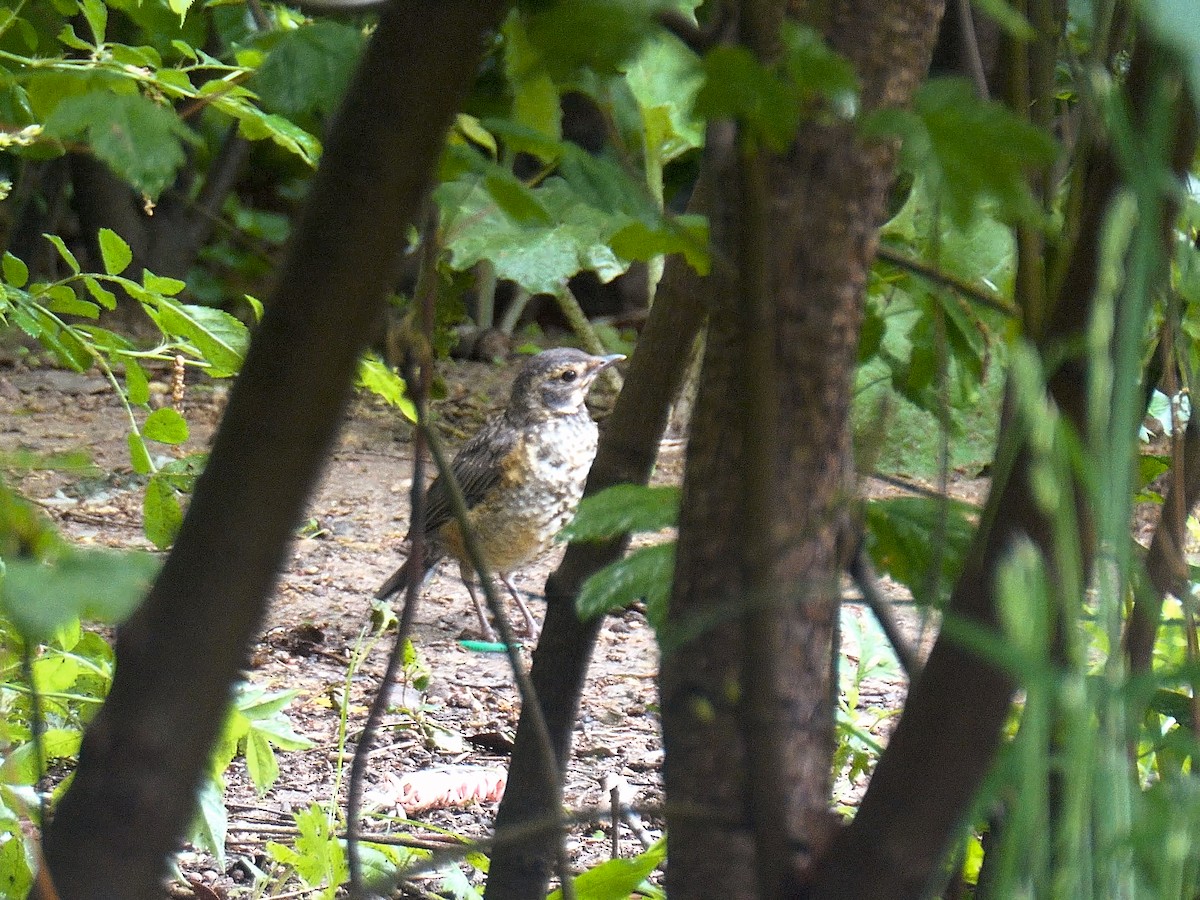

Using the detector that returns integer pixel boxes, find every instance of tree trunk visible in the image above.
[659,2,943,897]
[31,3,506,897]
[484,180,709,899]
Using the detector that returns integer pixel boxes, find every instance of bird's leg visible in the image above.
[500,573,540,639]
[459,563,498,642]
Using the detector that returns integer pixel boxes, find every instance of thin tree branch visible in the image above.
[32,3,507,897]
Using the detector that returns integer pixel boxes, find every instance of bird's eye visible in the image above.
[559,369,578,383]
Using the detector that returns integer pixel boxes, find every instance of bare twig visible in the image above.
[848,547,923,679]
[346,215,438,896]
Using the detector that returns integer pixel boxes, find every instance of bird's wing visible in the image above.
[419,416,518,535]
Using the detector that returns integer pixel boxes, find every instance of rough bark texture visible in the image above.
[659,2,944,898]
[809,41,1197,900]
[484,188,709,900]
[31,3,507,897]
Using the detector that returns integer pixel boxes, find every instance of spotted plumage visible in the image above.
[376,347,623,641]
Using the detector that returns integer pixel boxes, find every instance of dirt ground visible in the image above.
[0,356,932,897]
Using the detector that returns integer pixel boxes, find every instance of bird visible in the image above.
[375,347,624,642]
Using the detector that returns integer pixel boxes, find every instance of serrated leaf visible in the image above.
[123,357,150,405]
[82,276,117,310]
[436,175,633,293]
[43,234,80,274]
[44,95,197,199]
[97,228,133,276]
[3,252,29,288]
[561,484,680,542]
[45,290,99,319]
[865,496,977,606]
[127,432,152,474]
[143,272,186,296]
[577,542,674,626]
[251,21,365,118]
[143,476,183,549]
[357,354,417,422]
[155,299,247,376]
[189,779,228,870]
[233,109,321,166]
[143,407,189,444]
[1,548,158,642]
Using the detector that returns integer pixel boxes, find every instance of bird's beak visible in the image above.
[591,353,625,372]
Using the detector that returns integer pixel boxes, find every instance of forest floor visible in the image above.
[0,352,981,898]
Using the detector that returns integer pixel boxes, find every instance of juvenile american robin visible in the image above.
[375,348,624,641]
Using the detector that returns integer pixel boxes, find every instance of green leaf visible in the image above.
[155,299,248,377]
[123,358,150,405]
[484,172,554,225]
[3,252,29,288]
[143,272,186,296]
[27,308,92,371]
[624,32,705,165]
[189,779,228,870]
[127,432,153,474]
[547,837,665,900]
[1,548,158,642]
[865,496,977,606]
[45,289,99,319]
[0,827,33,897]
[522,0,663,81]
[143,407,189,444]
[561,484,680,542]
[78,0,107,43]
[502,12,562,142]
[781,22,859,104]
[44,94,197,199]
[244,729,280,795]
[233,109,321,167]
[970,0,1035,40]
[143,476,183,550]
[357,354,417,422]
[97,228,133,276]
[252,22,365,118]
[82,276,117,310]
[577,542,674,626]
[154,453,207,492]
[865,78,1057,226]
[2,729,82,785]
[436,175,633,294]
[695,45,801,151]
[43,234,81,274]
[609,215,709,275]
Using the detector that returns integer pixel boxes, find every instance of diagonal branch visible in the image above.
[484,179,710,900]
[32,3,508,897]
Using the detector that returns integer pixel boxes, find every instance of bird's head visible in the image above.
[508,348,624,419]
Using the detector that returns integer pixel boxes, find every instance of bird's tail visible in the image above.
[375,549,442,601]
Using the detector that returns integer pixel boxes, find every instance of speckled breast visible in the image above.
[467,411,598,574]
